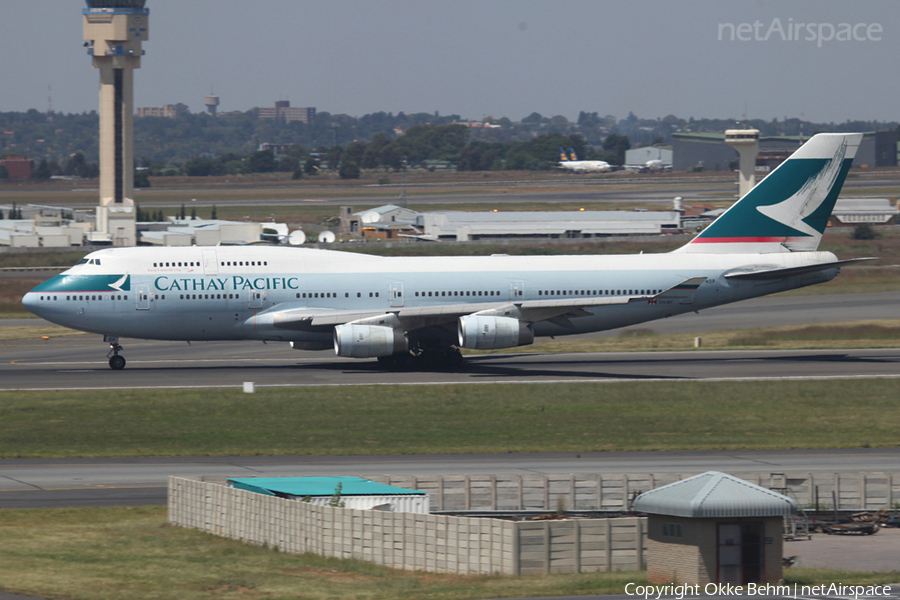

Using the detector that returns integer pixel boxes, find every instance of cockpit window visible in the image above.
[94,259,101,265]
[76,259,88,265]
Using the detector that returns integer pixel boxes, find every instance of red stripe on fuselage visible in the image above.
[690,237,785,244]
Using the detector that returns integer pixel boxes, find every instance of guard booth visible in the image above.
[633,471,795,586]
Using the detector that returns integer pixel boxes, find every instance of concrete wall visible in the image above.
[168,477,646,575]
[366,472,900,512]
[516,517,645,575]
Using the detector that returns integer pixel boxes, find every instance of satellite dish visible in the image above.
[318,230,336,244]
[361,211,380,224]
[287,230,306,246]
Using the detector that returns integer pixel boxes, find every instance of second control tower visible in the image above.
[83,0,149,246]
[725,128,760,199]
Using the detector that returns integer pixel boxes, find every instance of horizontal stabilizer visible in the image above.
[724,258,877,281]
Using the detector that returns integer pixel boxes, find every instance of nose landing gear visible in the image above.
[104,335,126,370]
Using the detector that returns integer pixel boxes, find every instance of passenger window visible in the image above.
[375,292,379,297]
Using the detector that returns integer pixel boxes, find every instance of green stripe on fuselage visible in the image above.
[30,274,131,293]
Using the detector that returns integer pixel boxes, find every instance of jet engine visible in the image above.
[458,315,534,350]
[334,324,408,358]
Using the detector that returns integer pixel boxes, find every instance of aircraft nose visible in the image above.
[21,289,40,316]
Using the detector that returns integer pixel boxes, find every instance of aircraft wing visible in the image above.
[265,276,708,332]
[724,258,876,281]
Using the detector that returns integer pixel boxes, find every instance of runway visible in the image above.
[2,292,898,391]
[2,340,900,391]
[3,448,899,509]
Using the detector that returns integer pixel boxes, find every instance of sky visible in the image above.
[2,0,899,124]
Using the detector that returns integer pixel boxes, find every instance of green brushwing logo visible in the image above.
[697,138,852,242]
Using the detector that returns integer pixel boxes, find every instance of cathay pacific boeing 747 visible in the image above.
[24,133,868,370]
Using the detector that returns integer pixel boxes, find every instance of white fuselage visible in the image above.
[23,245,840,346]
[558,160,612,173]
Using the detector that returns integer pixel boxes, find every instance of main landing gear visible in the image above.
[104,335,126,370]
[377,345,463,370]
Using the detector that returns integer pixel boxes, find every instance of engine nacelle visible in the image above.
[334,324,408,358]
[458,315,534,350]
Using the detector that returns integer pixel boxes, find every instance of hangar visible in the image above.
[672,131,898,172]
[420,210,682,241]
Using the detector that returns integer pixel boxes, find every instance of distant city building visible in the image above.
[0,157,33,179]
[204,95,219,116]
[258,142,295,155]
[258,101,316,123]
[136,104,188,118]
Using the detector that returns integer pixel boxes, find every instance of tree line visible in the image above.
[167,127,631,179]
[2,106,897,177]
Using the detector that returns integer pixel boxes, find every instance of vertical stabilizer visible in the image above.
[677,133,861,254]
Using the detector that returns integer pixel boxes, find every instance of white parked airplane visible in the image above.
[557,147,613,173]
[24,133,867,370]
[623,159,671,173]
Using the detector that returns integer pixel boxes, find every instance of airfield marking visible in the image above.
[1,373,899,392]
[0,485,166,493]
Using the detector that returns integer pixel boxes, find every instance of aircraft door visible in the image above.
[509,280,525,301]
[136,285,151,310]
[390,282,404,307]
[249,290,265,309]
[202,249,218,276]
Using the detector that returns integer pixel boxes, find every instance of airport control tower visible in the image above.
[83,0,149,246]
[725,128,759,199]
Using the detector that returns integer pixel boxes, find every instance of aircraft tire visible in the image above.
[109,355,126,370]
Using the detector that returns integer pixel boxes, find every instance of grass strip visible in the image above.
[1,379,899,459]
[0,325,87,341]
[485,319,900,354]
[1,319,898,350]
[0,507,895,600]
[0,506,640,600]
